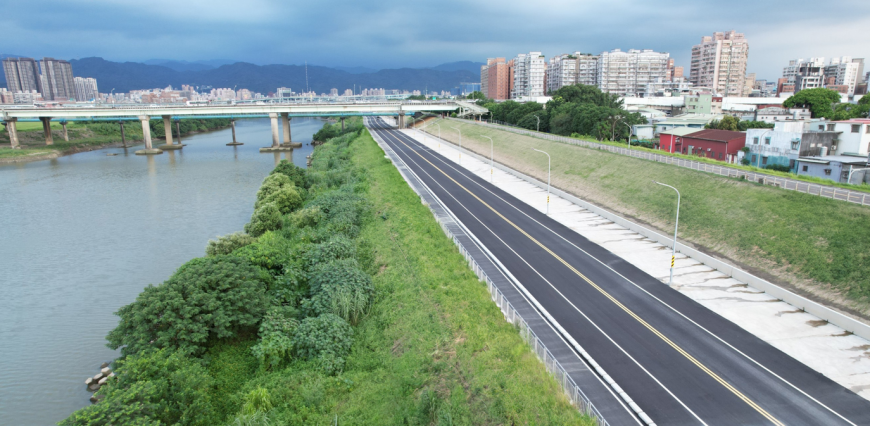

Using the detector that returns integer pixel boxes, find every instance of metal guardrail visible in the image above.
[369,124,610,426]
[452,118,870,207]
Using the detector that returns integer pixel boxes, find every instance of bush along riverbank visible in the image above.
[0,118,232,162]
[60,128,592,425]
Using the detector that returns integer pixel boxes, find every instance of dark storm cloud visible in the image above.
[3,0,869,79]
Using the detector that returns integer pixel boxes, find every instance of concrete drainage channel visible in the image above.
[369,121,646,426]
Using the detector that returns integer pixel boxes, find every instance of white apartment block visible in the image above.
[689,31,749,96]
[577,54,599,86]
[596,49,669,97]
[825,57,862,95]
[546,53,577,93]
[512,52,546,99]
[73,77,98,102]
[784,58,826,91]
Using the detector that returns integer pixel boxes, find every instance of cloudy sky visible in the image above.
[3,0,869,80]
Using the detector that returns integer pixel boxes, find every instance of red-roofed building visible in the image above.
[678,129,746,163]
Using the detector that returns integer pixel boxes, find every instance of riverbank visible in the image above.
[420,118,870,317]
[60,126,592,425]
[0,118,232,164]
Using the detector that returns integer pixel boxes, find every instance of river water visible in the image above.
[0,117,323,425]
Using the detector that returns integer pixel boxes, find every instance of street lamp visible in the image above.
[533,115,541,132]
[653,181,681,285]
[848,166,870,184]
[622,121,633,150]
[532,148,551,214]
[450,126,462,164]
[110,88,115,107]
[483,136,494,182]
[755,129,773,168]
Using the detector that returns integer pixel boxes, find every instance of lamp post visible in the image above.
[622,121,633,150]
[533,148,551,214]
[110,88,115,107]
[483,136,494,182]
[653,181,681,285]
[433,123,441,153]
[450,126,462,164]
[533,115,541,132]
[848,166,870,184]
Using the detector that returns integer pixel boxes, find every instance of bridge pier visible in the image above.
[260,113,292,152]
[227,119,243,145]
[158,115,182,150]
[280,113,302,148]
[135,115,163,155]
[119,121,127,148]
[60,121,69,141]
[5,118,20,149]
[40,117,53,145]
[397,114,405,129]
[175,120,182,146]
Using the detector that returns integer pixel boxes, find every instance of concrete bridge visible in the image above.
[1,101,477,154]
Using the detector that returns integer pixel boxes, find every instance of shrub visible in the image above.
[765,164,792,173]
[59,349,218,426]
[308,235,356,266]
[292,314,354,375]
[246,202,283,237]
[252,307,299,370]
[232,231,297,273]
[106,256,269,357]
[206,232,256,256]
[255,174,293,207]
[257,186,303,215]
[285,207,325,229]
[308,259,374,325]
[271,160,308,189]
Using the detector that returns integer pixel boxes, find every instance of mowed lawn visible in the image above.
[422,119,870,314]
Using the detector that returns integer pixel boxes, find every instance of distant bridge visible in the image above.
[0,101,486,154]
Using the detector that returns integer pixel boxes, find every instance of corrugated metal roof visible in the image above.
[659,127,701,136]
[682,129,745,142]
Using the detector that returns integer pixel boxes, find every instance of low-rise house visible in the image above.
[678,129,746,163]
[829,119,870,157]
[659,127,701,154]
[655,113,722,135]
[795,155,870,184]
[745,121,840,170]
[754,106,811,123]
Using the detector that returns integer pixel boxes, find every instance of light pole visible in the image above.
[848,166,870,184]
[533,148,551,214]
[653,181,681,285]
[110,88,115,107]
[533,115,541,132]
[622,121,633,150]
[433,123,441,153]
[483,136,494,182]
[450,126,462,165]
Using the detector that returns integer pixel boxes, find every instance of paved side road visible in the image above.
[445,118,870,207]
[369,118,870,426]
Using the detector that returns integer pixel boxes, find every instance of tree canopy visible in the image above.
[783,88,842,118]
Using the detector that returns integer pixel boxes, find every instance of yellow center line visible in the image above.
[385,129,784,426]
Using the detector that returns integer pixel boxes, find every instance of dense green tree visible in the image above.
[245,202,283,237]
[205,232,255,256]
[258,186,303,215]
[308,258,374,325]
[783,88,842,118]
[547,84,622,109]
[255,174,294,209]
[738,120,774,131]
[106,256,269,357]
[705,115,741,131]
[271,160,309,189]
[60,349,218,426]
[251,306,299,370]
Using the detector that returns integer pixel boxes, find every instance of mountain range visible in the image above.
[0,55,484,94]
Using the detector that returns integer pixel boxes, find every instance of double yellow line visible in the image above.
[385,129,784,426]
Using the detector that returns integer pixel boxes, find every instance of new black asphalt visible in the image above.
[368,118,870,426]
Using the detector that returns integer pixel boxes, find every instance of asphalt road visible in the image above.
[368,117,870,426]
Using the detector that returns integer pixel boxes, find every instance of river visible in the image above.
[0,117,323,425]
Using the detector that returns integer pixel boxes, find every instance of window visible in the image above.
[789,160,795,169]
[764,137,771,145]
[753,154,758,164]
[791,140,799,150]
[852,124,861,133]
[818,125,824,130]
[827,124,835,131]
[824,169,831,176]
[802,165,808,172]
[753,137,759,144]
[866,126,870,134]
[762,156,768,165]
[718,152,723,159]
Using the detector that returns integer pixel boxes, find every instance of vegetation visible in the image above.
[706,116,774,131]
[481,84,647,141]
[782,87,870,120]
[62,128,591,425]
[422,118,870,311]
[312,116,364,142]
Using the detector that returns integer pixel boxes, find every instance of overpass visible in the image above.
[0,101,478,154]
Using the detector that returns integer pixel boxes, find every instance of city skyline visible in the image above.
[3,0,870,80]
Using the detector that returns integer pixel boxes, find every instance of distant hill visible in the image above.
[429,61,485,74]
[68,57,478,94]
[333,66,379,74]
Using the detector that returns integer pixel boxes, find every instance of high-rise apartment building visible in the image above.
[783,58,826,92]
[511,52,546,99]
[689,31,749,96]
[39,57,76,101]
[546,53,578,93]
[480,58,512,100]
[73,77,98,102]
[2,57,42,94]
[596,49,669,96]
[576,54,599,87]
[825,57,862,95]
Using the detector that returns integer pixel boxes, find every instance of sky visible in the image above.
[3,0,870,80]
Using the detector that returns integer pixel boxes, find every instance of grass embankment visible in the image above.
[440,118,870,194]
[61,122,591,425]
[0,119,231,160]
[422,118,870,315]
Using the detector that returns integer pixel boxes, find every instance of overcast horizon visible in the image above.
[4,0,870,81]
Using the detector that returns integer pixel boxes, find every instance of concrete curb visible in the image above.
[420,128,870,342]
